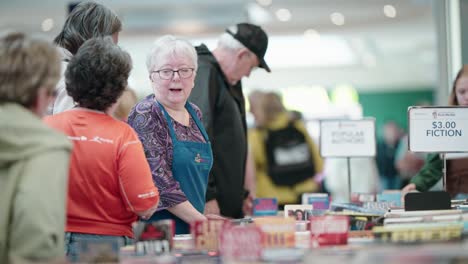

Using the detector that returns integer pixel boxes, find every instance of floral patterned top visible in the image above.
[128,94,206,210]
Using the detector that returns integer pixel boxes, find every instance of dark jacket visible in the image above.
[410,153,468,197]
[188,44,247,218]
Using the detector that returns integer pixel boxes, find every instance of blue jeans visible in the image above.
[65,232,133,262]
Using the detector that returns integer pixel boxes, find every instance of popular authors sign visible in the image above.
[408,107,468,152]
[320,119,376,157]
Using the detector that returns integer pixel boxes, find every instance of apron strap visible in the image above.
[185,102,210,143]
[156,101,177,140]
[156,100,210,143]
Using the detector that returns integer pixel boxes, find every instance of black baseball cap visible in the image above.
[226,23,271,72]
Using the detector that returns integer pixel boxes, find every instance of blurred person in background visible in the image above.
[113,88,138,122]
[249,92,323,208]
[395,134,426,188]
[48,1,122,114]
[394,101,431,188]
[243,90,268,214]
[128,35,214,234]
[44,37,159,260]
[248,89,265,128]
[376,120,403,190]
[402,65,468,198]
[189,23,271,218]
[0,32,71,263]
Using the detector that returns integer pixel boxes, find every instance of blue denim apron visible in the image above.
[148,102,213,234]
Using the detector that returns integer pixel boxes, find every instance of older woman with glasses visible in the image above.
[128,35,215,234]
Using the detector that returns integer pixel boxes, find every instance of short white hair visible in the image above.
[216,28,247,52]
[146,35,197,73]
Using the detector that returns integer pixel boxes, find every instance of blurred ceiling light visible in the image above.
[247,3,273,25]
[331,84,359,106]
[282,85,330,113]
[166,20,205,34]
[276,8,292,22]
[41,18,54,32]
[383,5,397,18]
[304,29,321,42]
[256,0,272,7]
[195,34,356,68]
[330,12,345,26]
[264,35,356,68]
[349,37,366,52]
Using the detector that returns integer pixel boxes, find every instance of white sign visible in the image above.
[408,107,468,152]
[320,119,376,157]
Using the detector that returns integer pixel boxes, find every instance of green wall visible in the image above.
[359,90,433,137]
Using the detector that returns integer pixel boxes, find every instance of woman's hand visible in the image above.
[401,183,417,203]
[242,194,254,216]
[402,183,417,193]
[205,214,226,220]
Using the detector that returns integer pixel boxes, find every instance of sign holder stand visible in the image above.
[347,157,352,202]
[442,153,447,190]
[408,106,468,193]
[319,119,376,203]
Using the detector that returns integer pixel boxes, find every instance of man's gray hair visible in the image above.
[146,35,197,73]
[217,26,247,51]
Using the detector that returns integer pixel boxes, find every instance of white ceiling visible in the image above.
[0,0,438,94]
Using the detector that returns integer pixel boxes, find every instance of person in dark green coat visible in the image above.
[402,65,468,197]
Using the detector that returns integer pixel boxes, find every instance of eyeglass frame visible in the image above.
[150,68,195,81]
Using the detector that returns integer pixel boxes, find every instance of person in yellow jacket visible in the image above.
[248,92,323,206]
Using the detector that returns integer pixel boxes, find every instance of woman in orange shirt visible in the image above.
[44,37,159,261]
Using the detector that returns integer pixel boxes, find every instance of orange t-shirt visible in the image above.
[44,109,159,237]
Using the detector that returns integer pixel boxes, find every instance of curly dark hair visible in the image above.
[65,37,131,111]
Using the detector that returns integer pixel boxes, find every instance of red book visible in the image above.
[219,225,263,261]
[310,216,349,247]
[133,219,174,255]
[190,219,229,251]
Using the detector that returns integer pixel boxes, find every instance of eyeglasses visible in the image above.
[151,68,195,80]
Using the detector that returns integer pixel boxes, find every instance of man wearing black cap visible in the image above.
[189,23,270,218]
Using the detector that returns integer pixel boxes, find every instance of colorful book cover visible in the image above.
[284,204,314,221]
[133,219,174,255]
[362,201,395,214]
[310,215,349,247]
[191,218,228,251]
[254,217,296,248]
[351,192,376,203]
[377,191,402,207]
[373,223,463,242]
[219,225,263,261]
[330,202,386,216]
[75,236,121,263]
[301,193,330,209]
[173,234,194,251]
[253,198,278,216]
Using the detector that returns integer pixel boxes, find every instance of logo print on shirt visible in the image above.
[90,136,114,144]
[195,153,203,163]
[68,136,87,141]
